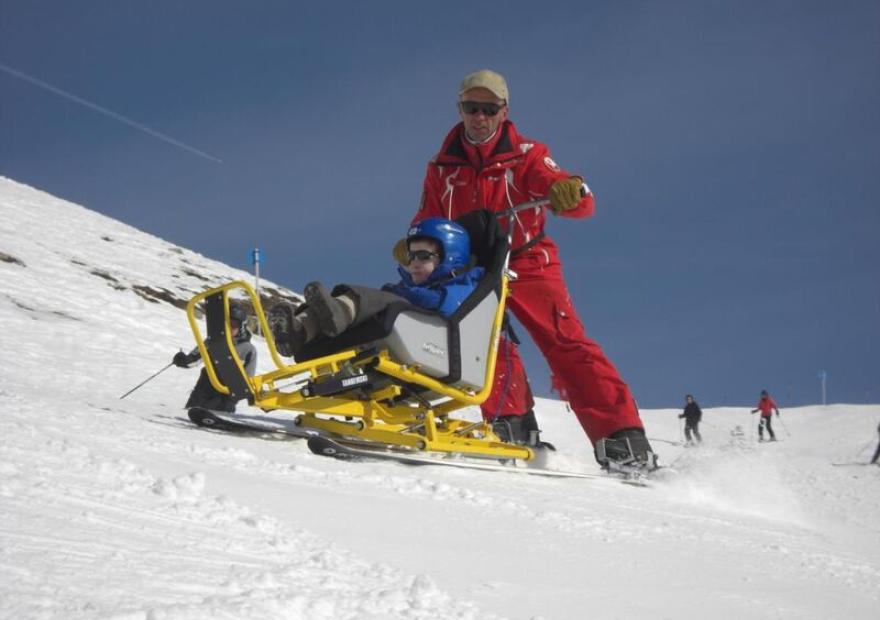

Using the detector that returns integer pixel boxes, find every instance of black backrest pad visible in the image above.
[204,293,252,399]
[447,209,508,322]
[455,209,506,272]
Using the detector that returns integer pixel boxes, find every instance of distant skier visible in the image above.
[173,305,257,413]
[870,421,880,465]
[750,389,780,442]
[679,394,703,444]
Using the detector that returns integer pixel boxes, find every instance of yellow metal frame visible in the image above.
[185,279,533,461]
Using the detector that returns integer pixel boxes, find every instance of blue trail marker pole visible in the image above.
[251,248,262,335]
[818,369,827,406]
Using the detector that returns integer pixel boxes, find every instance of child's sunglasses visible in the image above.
[407,249,440,262]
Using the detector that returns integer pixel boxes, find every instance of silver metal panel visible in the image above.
[455,295,498,390]
[379,294,499,390]
[382,312,450,377]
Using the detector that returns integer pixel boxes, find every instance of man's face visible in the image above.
[459,87,507,143]
[406,238,441,285]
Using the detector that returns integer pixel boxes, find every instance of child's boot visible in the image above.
[304,282,351,337]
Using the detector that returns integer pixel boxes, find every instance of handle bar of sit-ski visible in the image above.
[499,183,587,220]
[496,199,550,272]
[496,199,550,220]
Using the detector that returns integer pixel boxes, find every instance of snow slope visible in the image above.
[1,177,878,620]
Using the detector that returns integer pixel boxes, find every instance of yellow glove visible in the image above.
[548,176,584,213]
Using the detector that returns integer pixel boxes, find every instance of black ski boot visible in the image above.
[491,411,556,451]
[304,281,350,337]
[492,415,528,443]
[595,428,658,472]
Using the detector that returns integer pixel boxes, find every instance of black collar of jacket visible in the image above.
[437,121,518,167]
[424,268,463,289]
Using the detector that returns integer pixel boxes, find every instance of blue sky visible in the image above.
[2,0,878,408]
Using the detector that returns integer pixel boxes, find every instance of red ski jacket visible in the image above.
[415,120,594,273]
[756,396,778,417]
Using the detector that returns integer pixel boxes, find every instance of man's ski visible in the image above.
[187,408,314,439]
[307,435,648,484]
[831,461,876,467]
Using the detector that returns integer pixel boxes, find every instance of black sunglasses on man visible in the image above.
[459,101,505,117]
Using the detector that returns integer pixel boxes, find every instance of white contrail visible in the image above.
[0,62,222,164]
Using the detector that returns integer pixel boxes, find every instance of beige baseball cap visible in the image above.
[459,69,509,103]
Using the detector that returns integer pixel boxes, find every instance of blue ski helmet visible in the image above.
[406,218,471,270]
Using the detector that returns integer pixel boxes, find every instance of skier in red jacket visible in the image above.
[751,390,780,441]
[412,69,654,469]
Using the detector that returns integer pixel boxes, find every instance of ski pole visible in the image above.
[855,439,874,456]
[119,362,174,400]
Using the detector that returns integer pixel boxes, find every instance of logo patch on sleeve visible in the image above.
[543,156,561,172]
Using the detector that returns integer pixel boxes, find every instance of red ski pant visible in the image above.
[480,270,642,445]
[481,335,536,419]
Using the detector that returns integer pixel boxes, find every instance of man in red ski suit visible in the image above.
[751,389,780,441]
[412,69,654,467]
